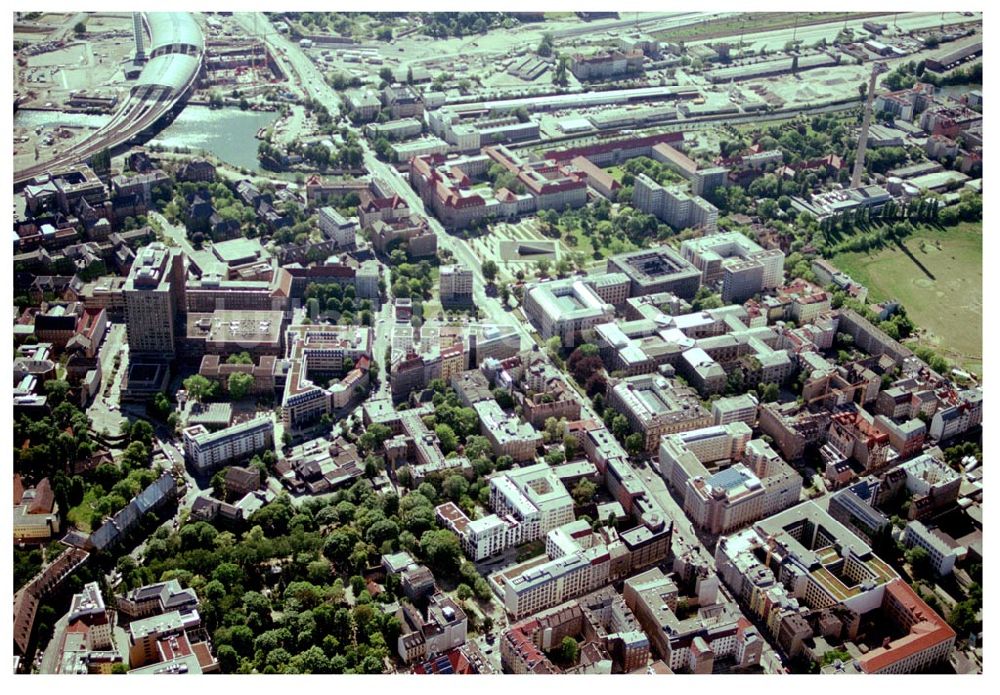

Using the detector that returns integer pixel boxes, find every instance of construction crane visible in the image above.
[850,61,889,190]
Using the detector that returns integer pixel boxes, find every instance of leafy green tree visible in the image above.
[420,529,462,577]
[228,372,254,400]
[226,352,253,365]
[625,432,645,456]
[183,374,215,402]
[43,379,71,406]
[481,260,498,283]
[443,474,469,501]
[611,414,630,440]
[760,383,780,403]
[435,423,458,454]
[559,636,579,664]
[905,546,933,579]
[129,419,154,447]
[572,479,597,506]
[537,32,554,57]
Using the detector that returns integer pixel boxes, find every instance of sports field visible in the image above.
[831,222,982,375]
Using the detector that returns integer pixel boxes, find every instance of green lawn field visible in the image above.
[604,165,626,183]
[831,222,982,375]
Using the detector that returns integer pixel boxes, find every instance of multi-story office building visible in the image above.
[127,610,201,668]
[608,374,712,452]
[182,417,274,474]
[851,579,956,674]
[758,401,832,461]
[67,581,113,651]
[13,476,60,543]
[123,243,186,360]
[872,415,926,460]
[717,502,899,617]
[182,310,284,361]
[492,463,575,534]
[116,579,200,623]
[570,49,644,80]
[623,567,760,673]
[606,246,702,300]
[397,593,468,664]
[501,544,610,619]
[712,393,759,426]
[898,453,962,519]
[473,401,543,462]
[658,424,796,535]
[523,275,620,345]
[439,265,474,305]
[827,478,892,545]
[185,269,292,315]
[681,231,785,293]
[365,117,423,141]
[438,463,574,562]
[721,259,765,304]
[659,423,753,483]
[632,174,719,233]
[409,146,588,230]
[281,325,373,431]
[684,464,767,535]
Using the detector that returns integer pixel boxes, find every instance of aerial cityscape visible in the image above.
[11,9,983,676]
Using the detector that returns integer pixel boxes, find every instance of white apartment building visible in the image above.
[317,207,358,249]
[502,547,610,619]
[712,393,759,426]
[438,464,574,562]
[491,463,575,533]
[182,417,274,474]
[902,521,963,576]
[929,388,983,442]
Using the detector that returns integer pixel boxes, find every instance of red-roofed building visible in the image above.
[546,132,684,167]
[857,579,956,674]
[66,306,107,358]
[358,192,411,228]
[500,618,557,674]
[14,476,60,543]
[412,647,474,674]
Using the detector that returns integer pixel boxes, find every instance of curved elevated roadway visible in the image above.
[14,11,204,188]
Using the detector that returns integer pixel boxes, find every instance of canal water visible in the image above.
[149,106,280,173]
[14,110,111,131]
[14,105,279,173]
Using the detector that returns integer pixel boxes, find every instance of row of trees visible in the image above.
[421,12,508,38]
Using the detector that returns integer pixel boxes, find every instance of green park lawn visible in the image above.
[831,221,982,375]
[66,486,101,533]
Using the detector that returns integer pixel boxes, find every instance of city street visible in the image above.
[238,12,536,353]
[88,323,129,439]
